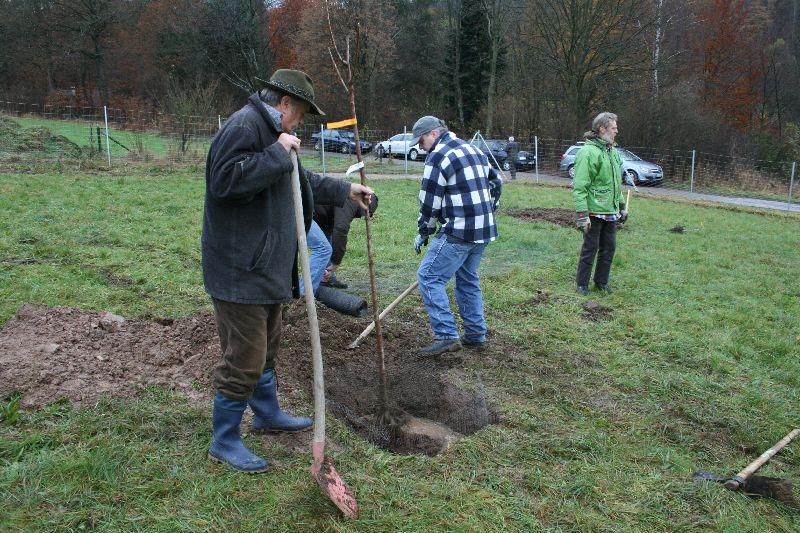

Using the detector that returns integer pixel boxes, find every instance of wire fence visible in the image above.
[1,100,797,210]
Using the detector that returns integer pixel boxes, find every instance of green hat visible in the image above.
[258,69,325,116]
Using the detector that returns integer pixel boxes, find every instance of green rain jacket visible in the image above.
[572,137,624,214]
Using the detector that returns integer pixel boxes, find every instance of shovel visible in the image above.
[693,428,799,508]
[347,280,418,350]
[289,149,358,519]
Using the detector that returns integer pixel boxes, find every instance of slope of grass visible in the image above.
[1,172,799,530]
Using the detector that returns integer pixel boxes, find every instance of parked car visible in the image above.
[559,143,664,185]
[374,133,427,160]
[311,129,373,154]
[472,139,536,172]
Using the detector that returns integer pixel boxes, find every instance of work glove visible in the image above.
[576,212,591,235]
[414,234,429,254]
[489,178,502,211]
[618,202,628,223]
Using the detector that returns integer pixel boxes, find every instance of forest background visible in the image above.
[1,0,799,163]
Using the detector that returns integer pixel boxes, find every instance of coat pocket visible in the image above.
[247,229,275,272]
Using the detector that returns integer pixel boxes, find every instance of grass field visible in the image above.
[4,115,412,176]
[1,169,799,530]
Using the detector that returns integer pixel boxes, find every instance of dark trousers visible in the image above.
[576,217,617,286]
[211,298,282,401]
[509,162,517,179]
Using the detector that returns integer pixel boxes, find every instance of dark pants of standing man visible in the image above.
[576,217,617,287]
[211,298,282,401]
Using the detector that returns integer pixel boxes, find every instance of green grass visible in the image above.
[13,116,184,159]
[1,172,800,530]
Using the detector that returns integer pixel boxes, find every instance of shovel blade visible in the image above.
[693,470,728,483]
[311,455,359,519]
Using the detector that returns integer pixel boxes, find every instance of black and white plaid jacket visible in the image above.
[417,131,502,243]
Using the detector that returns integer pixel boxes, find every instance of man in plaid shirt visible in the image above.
[409,116,502,356]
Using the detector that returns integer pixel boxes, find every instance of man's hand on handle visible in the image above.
[279,133,301,154]
[348,183,374,212]
[618,202,628,223]
[576,212,591,235]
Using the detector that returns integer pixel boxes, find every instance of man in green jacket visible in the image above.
[572,112,628,296]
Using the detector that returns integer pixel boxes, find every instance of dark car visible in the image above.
[311,129,373,154]
[472,139,536,171]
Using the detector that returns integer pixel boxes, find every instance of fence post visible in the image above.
[534,135,539,183]
[404,125,408,177]
[690,149,696,193]
[218,115,222,130]
[788,161,797,210]
[103,105,111,167]
[320,124,326,176]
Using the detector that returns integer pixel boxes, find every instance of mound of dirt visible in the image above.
[0,116,81,157]
[582,301,613,321]
[506,207,575,228]
[0,302,498,456]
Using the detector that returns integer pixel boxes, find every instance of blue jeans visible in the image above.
[300,221,332,297]
[417,234,488,342]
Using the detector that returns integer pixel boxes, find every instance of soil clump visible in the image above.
[582,301,613,321]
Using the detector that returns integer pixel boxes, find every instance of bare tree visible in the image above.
[530,0,652,132]
[482,0,512,136]
[158,77,220,152]
[444,0,466,129]
[52,0,125,107]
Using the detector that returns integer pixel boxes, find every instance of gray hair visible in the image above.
[592,112,618,132]
[261,88,293,106]
[584,111,617,139]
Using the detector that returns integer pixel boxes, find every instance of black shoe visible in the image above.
[595,284,614,294]
[419,339,462,356]
[461,337,487,349]
[576,285,589,296]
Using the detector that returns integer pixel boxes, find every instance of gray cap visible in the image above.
[409,115,447,148]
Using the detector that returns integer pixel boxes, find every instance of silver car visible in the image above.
[559,143,664,186]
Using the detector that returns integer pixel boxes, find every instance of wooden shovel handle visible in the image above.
[289,149,326,448]
[725,428,800,490]
[347,280,418,349]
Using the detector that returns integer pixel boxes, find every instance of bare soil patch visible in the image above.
[582,301,613,321]
[519,289,557,312]
[506,207,575,228]
[0,302,497,456]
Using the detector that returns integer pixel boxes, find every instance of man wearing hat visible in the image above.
[202,69,374,473]
[410,116,502,356]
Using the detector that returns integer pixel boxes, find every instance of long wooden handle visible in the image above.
[725,428,800,490]
[626,188,631,210]
[289,150,326,449]
[347,280,419,349]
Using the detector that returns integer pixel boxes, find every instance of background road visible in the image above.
[312,150,800,214]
